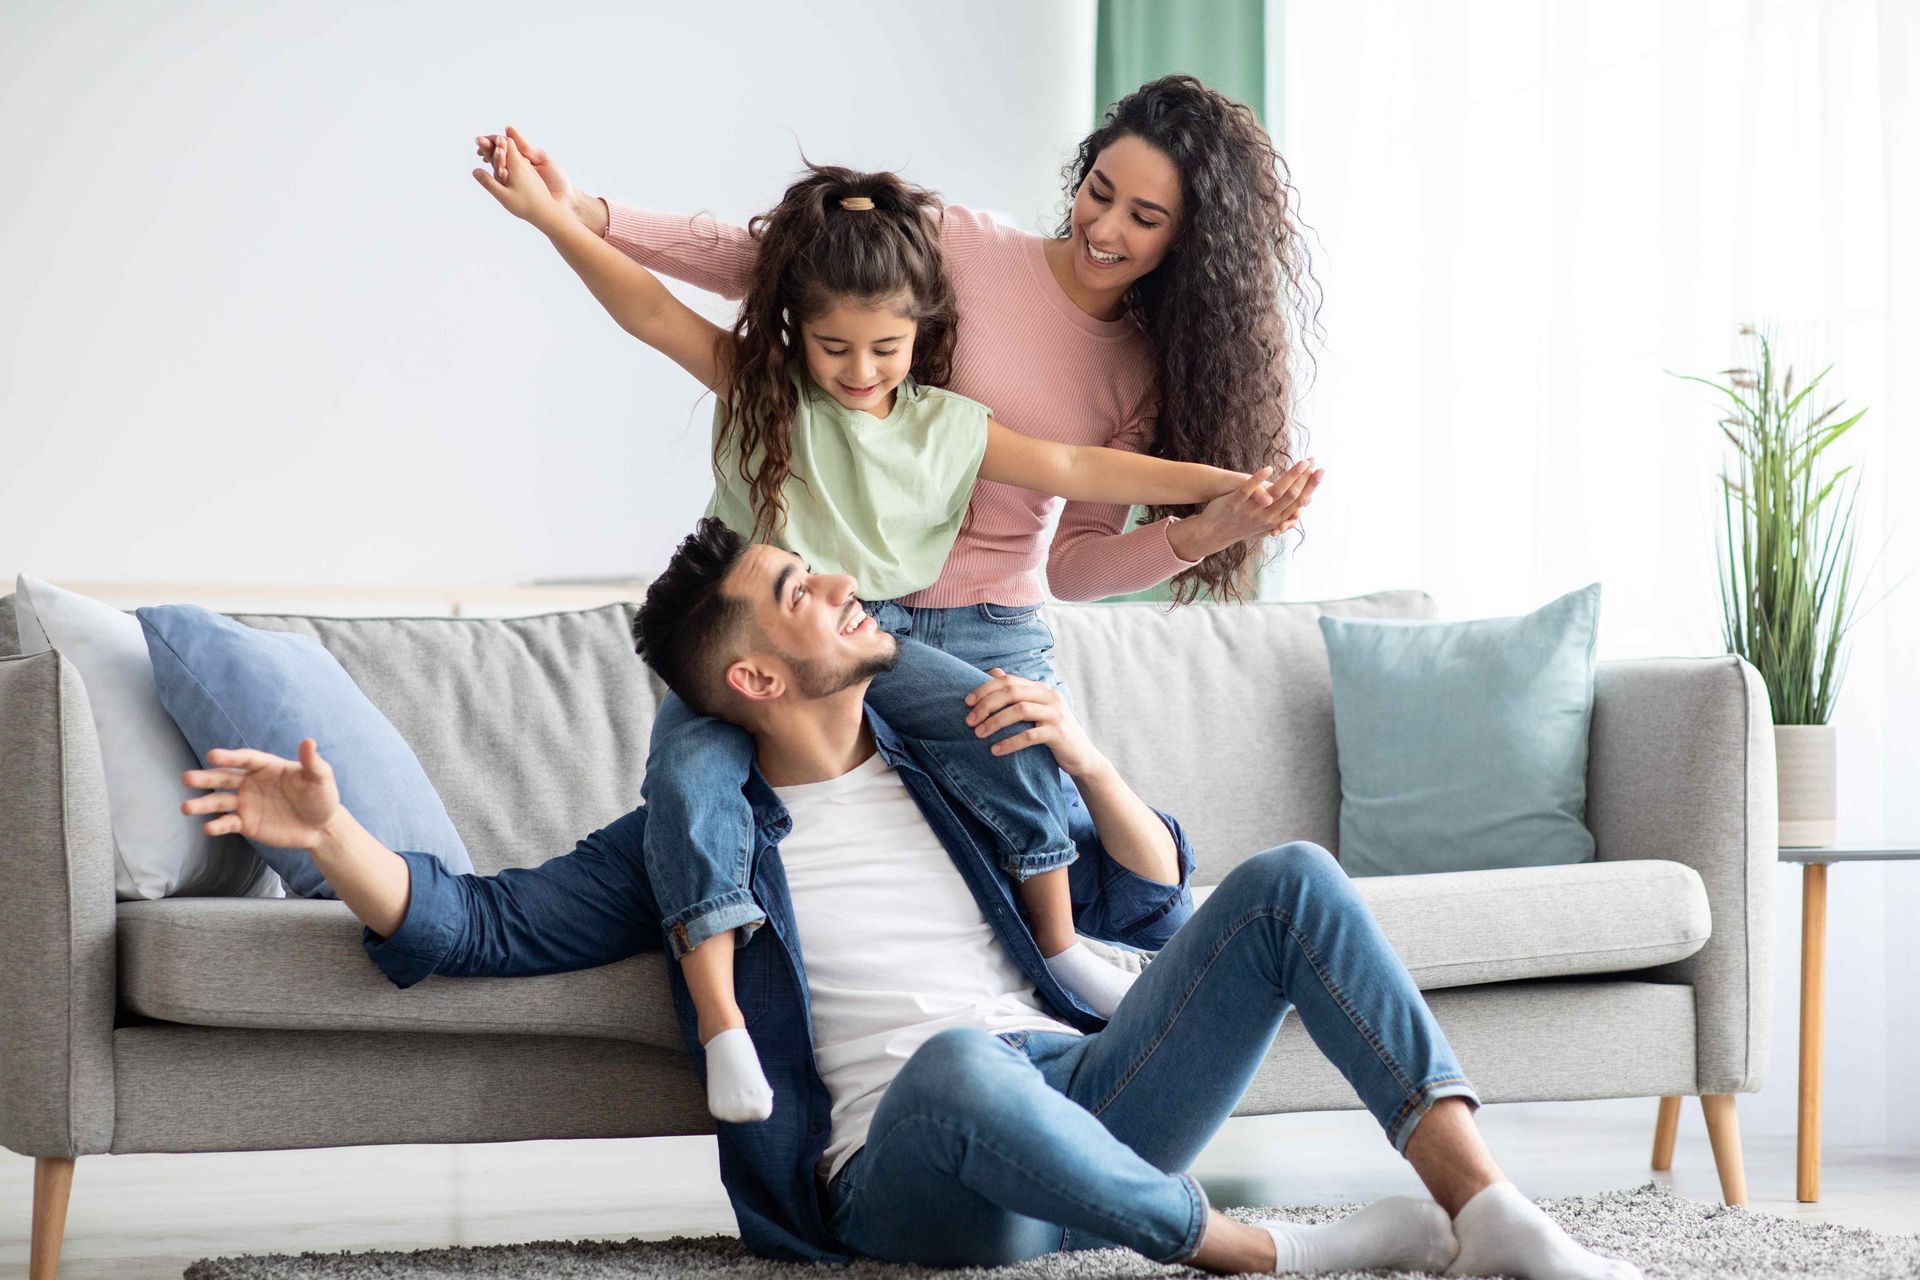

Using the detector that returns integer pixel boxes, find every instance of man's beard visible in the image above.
[778,633,901,699]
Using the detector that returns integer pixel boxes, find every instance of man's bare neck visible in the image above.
[750,684,876,788]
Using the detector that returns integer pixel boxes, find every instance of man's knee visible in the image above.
[897,1028,1022,1108]
[1229,841,1348,907]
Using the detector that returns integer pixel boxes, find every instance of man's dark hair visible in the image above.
[633,518,753,717]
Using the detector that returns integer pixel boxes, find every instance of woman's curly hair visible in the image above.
[724,164,956,540]
[1061,75,1323,602]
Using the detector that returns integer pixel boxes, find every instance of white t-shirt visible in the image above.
[769,748,1080,1183]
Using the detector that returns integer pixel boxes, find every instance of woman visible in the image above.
[476,75,1323,640]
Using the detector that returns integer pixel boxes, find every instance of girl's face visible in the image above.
[800,299,918,416]
[1066,134,1183,294]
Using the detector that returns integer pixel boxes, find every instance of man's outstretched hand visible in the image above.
[181,740,340,849]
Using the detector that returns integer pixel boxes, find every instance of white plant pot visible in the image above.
[1775,724,1837,848]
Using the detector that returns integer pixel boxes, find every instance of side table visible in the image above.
[1777,841,1920,1202]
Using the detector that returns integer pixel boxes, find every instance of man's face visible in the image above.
[720,544,899,703]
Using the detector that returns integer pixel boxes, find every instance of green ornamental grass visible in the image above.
[1674,325,1866,727]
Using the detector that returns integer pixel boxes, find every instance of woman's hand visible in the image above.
[474,125,576,206]
[472,130,566,231]
[1167,457,1323,562]
[180,739,341,850]
[964,669,1108,778]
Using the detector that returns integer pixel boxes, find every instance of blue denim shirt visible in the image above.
[360,707,1196,1262]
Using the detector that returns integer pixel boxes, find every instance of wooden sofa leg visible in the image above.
[31,1156,75,1280]
[1699,1094,1748,1206]
[1651,1095,1681,1171]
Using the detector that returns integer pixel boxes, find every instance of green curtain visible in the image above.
[1094,0,1271,604]
[1094,0,1267,125]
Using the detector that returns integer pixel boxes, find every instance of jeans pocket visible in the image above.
[976,602,1042,627]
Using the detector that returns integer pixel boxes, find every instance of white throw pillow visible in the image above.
[13,575,283,900]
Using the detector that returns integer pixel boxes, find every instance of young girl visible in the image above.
[479,140,1268,1124]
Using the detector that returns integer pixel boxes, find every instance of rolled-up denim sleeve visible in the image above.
[362,805,663,988]
[1066,806,1197,952]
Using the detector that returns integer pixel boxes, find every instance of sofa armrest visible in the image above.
[1587,656,1776,1095]
[0,649,117,1157]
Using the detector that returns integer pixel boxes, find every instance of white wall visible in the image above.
[0,0,1095,586]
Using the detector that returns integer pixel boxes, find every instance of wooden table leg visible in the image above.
[1797,861,1827,1202]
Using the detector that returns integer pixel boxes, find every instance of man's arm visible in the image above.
[963,671,1179,885]
[182,741,663,984]
[310,805,411,937]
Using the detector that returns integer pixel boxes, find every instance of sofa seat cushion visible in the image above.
[1194,857,1711,990]
[122,858,1710,1045]
[117,898,684,1051]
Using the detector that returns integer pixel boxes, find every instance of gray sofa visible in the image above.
[0,588,1774,1278]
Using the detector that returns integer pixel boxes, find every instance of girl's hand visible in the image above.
[472,131,564,231]
[1170,458,1323,561]
[964,669,1108,778]
[180,739,341,850]
[474,126,576,207]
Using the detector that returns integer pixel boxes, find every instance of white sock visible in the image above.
[1259,1195,1457,1275]
[702,1027,773,1124]
[1446,1181,1642,1280]
[1043,940,1138,1018]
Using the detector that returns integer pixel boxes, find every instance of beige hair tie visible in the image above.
[839,196,875,211]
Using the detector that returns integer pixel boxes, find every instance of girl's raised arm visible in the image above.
[478,137,730,394]
[476,128,757,300]
[977,419,1259,507]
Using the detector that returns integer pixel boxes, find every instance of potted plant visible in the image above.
[1678,325,1866,847]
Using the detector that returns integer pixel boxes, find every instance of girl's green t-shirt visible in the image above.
[704,373,992,601]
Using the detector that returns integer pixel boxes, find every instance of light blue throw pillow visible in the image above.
[1318,583,1602,877]
[138,605,474,899]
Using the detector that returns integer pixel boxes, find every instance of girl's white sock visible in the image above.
[1043,940,1138,1018]
[702,1026,774,1124]
[1445,1181,1643,1280]
[1259,1195,1457,1274]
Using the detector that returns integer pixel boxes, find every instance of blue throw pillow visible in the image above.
[138,605,474,898]
[1318,583,1601,877]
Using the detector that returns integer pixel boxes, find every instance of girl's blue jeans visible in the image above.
[824,842,1482,1266]
[641,601,1080,958]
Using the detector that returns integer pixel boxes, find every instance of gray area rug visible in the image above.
[181,1182,1920,1279]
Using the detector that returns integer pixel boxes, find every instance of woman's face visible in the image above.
[800,298,918,416]
[1065,134,1183,294]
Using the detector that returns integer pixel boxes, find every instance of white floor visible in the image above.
[4,1100,1916,1278]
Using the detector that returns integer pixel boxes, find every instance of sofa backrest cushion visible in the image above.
[230,604,663,876]
[1048,590,1436,885]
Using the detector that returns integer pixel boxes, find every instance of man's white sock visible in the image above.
[702,1027,774,1124]
[1043,940,1138,1018]
[1445,1181,1642,1280]
[1259,1195,1457,1275]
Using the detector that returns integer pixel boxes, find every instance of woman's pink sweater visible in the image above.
[604,201,1198,608]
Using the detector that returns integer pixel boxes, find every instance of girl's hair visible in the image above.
[724,164,957,540]
[1061,75,1324,603]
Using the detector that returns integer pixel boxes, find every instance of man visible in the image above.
[181,519,1639,1280]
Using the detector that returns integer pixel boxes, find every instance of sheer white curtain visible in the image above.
[1270,0,1917,1144]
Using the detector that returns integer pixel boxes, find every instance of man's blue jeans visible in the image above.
[824,842,1481,1267]
[641,601,1079,958]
